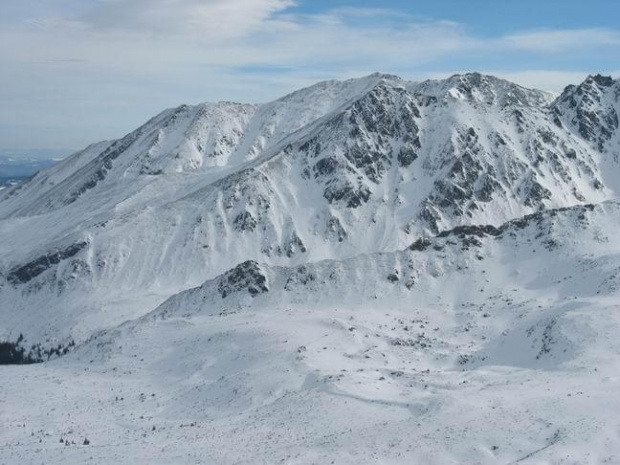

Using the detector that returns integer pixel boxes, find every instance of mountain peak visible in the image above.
[413,72,553,107]
[552,73,619,151]
[584,74,616,88]
[558,74,618,100]
[366,72,406,84]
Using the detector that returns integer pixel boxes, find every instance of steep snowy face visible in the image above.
[552,75,620,153]
[150,200,618,321]
[282,74,607,236]
[0,103,258,218]
[550,75,620,195]
[0,73,619,342]
[226,73,392,164]
[137,102,258,172]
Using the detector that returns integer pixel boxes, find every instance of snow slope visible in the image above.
[4,201,620,463]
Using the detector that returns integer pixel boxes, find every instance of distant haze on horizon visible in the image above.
[1,0,619,153]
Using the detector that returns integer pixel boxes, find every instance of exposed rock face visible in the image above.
[553,75,620,152]
[217,261,268,299]
[233,211,257,232]
[7,241,89,285]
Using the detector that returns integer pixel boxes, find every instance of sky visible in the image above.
[1,0,619,151]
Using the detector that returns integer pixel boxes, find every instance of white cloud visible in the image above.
[0,6,480,77]
[4,3,617,76]
[1,1,619,149]
[79,0,295,38]
[502,29,620,53]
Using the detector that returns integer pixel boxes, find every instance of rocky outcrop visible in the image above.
[7,241,89,285]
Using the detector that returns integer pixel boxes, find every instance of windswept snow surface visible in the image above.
[2,73,620,464]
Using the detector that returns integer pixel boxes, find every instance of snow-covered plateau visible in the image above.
[1,72,620,464]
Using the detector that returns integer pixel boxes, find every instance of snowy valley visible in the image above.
[1,72,620,464]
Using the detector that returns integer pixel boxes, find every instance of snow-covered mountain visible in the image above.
[1,72,619,343]
[2,72,620,464]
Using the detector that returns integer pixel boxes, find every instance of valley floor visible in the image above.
[2,299,620,464]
